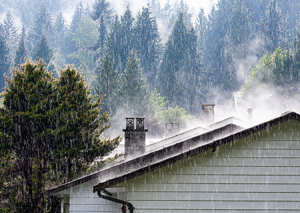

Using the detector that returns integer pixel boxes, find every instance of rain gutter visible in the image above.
[97,189,135,213]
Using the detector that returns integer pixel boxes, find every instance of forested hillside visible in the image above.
[1,0,300,211]
[0,0,299,122]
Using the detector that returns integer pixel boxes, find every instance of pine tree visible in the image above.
[2,11,19,56]
[178,0,192,27]
[14,26,28,67]
[261,0,285,53]
[228,0,251,47]
[119,5,135,71]
[94,53,120,114]
[156,13,206,114]
[119,50,148,116]
[105,15,122,71]
[203,0,235,88]
[70,3,85,34]
[156,13,188,104]
[105,6,135,72]
[33,35,53,65]
[196,8,207,55]
[0,59,120,211]
[292,32,300,85]
[244,0,269,31]
[69,16,98,82]
[91,0,113,59]
[0,35,10,91]
[53,12,66,54]
[65,3,84,64]
[134,5,162,90]
[91,0,112,21]
[277,0,300,42]
[150,0,162,19]
[27,2,53,55]
[222,0,252,94]
[54,65,120,181]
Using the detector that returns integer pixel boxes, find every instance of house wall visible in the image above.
[115,119,300,212]
[57,179,126,213]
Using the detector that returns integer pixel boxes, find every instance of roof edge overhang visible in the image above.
[45,112,300,196]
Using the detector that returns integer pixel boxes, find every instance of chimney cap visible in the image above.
[201,104,215,110]
[201,104,215,106]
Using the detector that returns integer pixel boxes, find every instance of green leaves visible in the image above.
[149,88,168,118]
[240,39,300,109]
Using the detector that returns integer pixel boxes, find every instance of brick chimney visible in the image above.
[201,104,215,124]
[123,118,148,159]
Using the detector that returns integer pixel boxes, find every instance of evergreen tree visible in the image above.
[91,0,112,21]
[0,59,120,211]
[119,5,135,71]
[105,15,122,71]
[161,0,173,20]
[27,2,53,55]
[291,32,300,85]
[228,0,252,47]
[156,13,188,106]
[0,35,10,91]
[64,3,84,64]
[105,6,135,72]
[33,35,53,65]
[156,13,207,114]
[261,0,285,53]
[178,0,192,27]
[14,26,28,67]
[2,11,19,56]
[119,50,148,116]
[244,0,269,31]
[195,8,207,55]
[222,0,252,94]
[277,0,300,42]
[203,0,235,89]
[91,0,113,59]
[69,16,98,83]
[134,5,162,90]
[53,12,66,54]
[94,53,119,114]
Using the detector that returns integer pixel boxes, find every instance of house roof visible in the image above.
[45,111,300,196]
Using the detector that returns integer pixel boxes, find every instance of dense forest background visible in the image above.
[0,0,300,131]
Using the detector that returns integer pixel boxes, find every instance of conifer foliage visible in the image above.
[95,53,119,114]
[27,2,53,54]
[119,50,148,116]
[261,0,285,53]
[2,11,19,54]
[33,35,53,65]
[14,27,28,67]
[0,59,120,212]
[91,0,112,58]
[134,6,162,90]
[0,35,10,91]
[156,13,206,114]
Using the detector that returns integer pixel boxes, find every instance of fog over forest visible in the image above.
[2,0,300,211]
[0,0,300,130]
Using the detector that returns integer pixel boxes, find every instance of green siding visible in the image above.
[116,119,300,212]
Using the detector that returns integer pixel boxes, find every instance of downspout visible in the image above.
[97,190,135,213]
